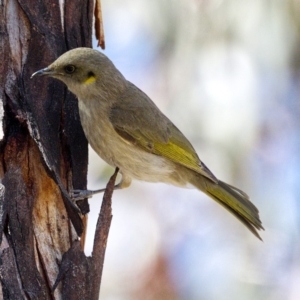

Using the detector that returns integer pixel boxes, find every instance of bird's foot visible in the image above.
[70,188,106,201]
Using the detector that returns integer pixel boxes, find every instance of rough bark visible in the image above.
[0,0,113,299]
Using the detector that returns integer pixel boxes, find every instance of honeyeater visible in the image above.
[32,47,263,239]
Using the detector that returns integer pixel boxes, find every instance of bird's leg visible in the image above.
[71,184,119,200]
[70,173,132,201]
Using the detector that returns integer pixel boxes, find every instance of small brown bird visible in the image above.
[32,48,263,239]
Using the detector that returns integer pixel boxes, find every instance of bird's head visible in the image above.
[32,48,126,100]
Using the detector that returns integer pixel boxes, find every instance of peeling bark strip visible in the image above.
[90,168,118,299]
[95,0,105,49]
[0,0,99,299]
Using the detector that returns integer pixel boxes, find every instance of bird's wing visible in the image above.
[109,82,217,182]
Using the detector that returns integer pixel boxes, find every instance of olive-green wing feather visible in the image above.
[109,82,217,182]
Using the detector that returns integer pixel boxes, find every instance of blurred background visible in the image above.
[84,0,300,299]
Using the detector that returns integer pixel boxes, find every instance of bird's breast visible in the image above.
[78,99,115,163]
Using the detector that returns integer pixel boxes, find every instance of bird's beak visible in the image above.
[31,67,55,79]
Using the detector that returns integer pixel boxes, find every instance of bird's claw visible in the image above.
[70,189,94,201]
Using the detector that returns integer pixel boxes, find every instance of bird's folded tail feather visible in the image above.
[191,175,264,240]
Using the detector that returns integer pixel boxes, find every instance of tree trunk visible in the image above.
[0,0,111,299]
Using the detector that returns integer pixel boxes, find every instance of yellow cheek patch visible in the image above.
[84,75,96,84]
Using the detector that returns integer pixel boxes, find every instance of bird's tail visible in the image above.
[190,175,264,240]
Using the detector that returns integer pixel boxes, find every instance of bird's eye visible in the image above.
[64,65,76,74]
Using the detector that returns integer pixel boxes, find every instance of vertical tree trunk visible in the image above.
[0,0,95,298]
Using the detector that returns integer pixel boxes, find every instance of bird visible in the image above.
[31,47,263,239]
